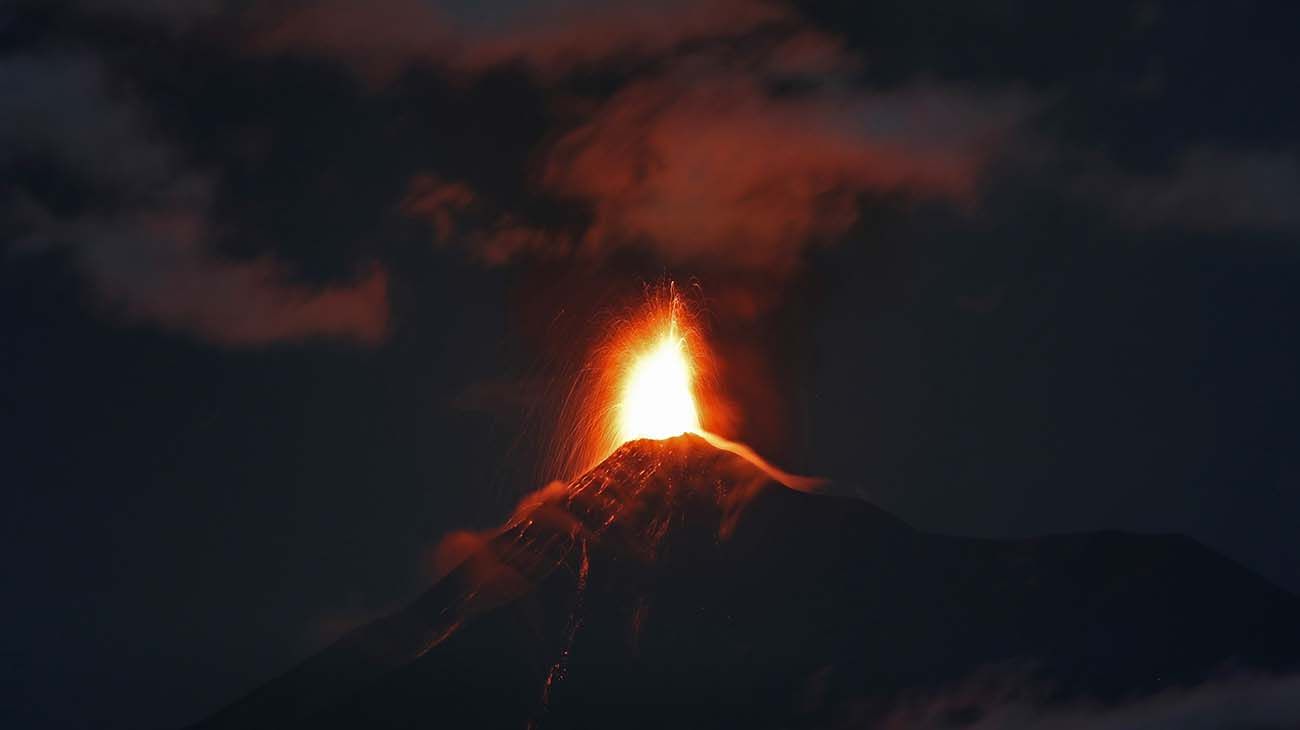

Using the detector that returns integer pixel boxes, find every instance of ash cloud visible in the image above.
[541,65,1032,270]
[12,0,1296,347]
[287,0,1038,274]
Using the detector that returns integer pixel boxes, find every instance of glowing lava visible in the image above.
[616,318,701,443]
[546,282,820,491]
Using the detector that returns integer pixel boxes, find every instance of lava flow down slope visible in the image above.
[195,433,1300,729]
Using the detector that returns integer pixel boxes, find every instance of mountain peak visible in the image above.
[196,437,1300,729]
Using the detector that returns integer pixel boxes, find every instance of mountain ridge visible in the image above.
[194,434,1300,729]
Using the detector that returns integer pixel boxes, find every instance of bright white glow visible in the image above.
[617,327,701,443]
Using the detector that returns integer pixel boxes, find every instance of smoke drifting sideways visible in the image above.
[291,0,1035,284]
[10,0,1035,357]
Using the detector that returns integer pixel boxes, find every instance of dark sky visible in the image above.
[3,2,1299,728]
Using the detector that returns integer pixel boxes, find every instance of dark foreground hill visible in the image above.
[194,434,1300,729]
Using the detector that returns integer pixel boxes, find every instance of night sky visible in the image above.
[4,2,1300,729]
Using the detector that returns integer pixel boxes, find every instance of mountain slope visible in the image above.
[195,434,1300,729]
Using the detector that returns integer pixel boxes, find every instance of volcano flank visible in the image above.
[196,434,1300,729]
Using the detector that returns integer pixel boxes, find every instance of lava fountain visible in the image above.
[615,310,702,443]
[544,284,712,480]
[547,283,819,492]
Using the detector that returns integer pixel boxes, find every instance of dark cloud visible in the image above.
[264,0,1037,272]
[2,52,390,345]
[73,0,221,28]
[880,672,1300,730]
[401,172,571,264]
[250,0,791,81]
[1078,146,1300,234]
[21,194,390,346]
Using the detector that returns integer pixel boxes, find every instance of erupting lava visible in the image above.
[548,282,817,491]
[615,317,701,443]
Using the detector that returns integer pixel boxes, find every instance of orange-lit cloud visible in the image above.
[18,5,1034,347]
[401,173,572,264]
[253,1,1033,274]
[401,173,477,240]
[542,66,1031,270]
[427,479,570,581]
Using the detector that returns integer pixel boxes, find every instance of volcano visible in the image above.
[195,435,1300,729]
